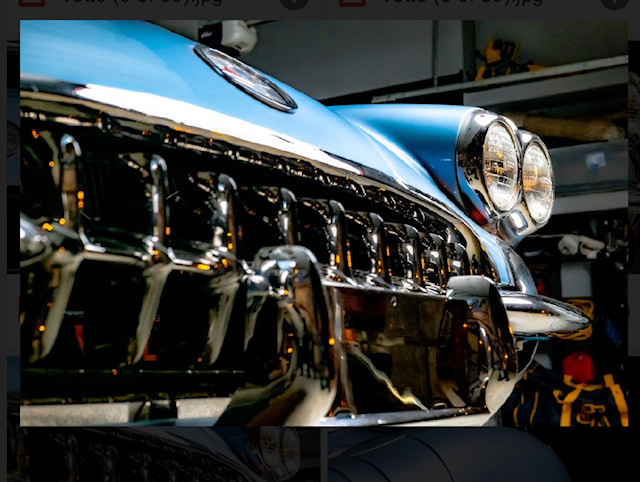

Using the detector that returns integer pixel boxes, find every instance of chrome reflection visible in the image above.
[499,130,556,243]
[500,291,591,339]
[437,276,517,413]
[225,245,336,426]
[327,282,447,415]
[20,77,505,283]
[19,78,563,425]
[456,112,521,226]
[456,112,555,245]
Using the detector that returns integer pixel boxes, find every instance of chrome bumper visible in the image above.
[18,81,590,426]
[500,290,591,339]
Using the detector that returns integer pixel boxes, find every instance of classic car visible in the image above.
[19,20,591,426]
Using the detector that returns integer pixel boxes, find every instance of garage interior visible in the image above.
[155,19,630,428]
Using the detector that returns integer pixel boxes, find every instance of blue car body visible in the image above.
[20,20,511,282]
[18,20,590,427]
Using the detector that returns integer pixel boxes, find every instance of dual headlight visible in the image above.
[459,112,555,231]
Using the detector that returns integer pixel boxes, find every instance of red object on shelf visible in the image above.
[142,343,158,362]
[562,350,597,384]
[74,325,85,353]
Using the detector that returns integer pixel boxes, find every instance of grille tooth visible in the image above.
[326,200,351,279]
[383,223,403,280]
[404,225,423,288]
[127,155,172,365]
[344,211,390,286]
[149,155,170,247]
[419,233,447,287]
[298,199,352,280]
[213,174,240,260]
[368,213,389,283]
[382,223,428,290]
[446,242,471,278]
[279,187,299,246]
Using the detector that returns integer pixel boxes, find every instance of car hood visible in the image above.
[331,104,475,208]
[21,20,471,197]
[22,22,397,170]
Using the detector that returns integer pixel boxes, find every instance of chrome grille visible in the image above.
[19,91,498,408]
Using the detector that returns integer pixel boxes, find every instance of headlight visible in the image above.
[483,123,519,212]
[457,111,552,238]
[522,142,554,223]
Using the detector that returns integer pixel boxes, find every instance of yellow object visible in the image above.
[475,39,547,81]
[567,299,595,320]
[552,374,629,427]
[604,374,629,427]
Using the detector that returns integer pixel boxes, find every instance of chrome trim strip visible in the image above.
[20,78,509,286]
[500,291,591,339]
[456,111,555,245]
[19,78,566,426]
[318,408,482,426]
[195,45,298,114]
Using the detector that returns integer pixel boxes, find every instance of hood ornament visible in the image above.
[195,45,298,113]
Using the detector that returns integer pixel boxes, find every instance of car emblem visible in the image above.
[195,45,298,113]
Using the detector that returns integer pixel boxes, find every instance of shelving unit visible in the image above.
[372,56,627,105]
[463,65,627,117]
[551,140,628,214]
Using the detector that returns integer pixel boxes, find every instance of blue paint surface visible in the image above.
[331,104,472,206]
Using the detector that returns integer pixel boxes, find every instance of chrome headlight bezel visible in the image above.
[456,111,522,225]
[482,121,521,212]
[456,111,555,240]
[521,139,555,225]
